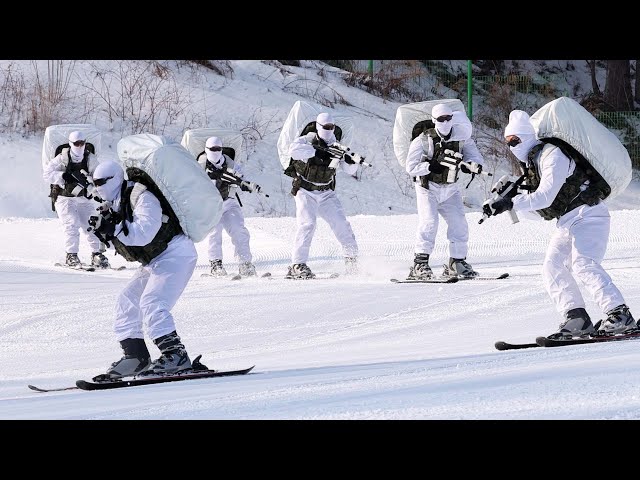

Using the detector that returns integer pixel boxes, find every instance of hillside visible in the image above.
[0,59,637,219]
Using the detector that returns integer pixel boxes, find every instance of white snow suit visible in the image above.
[512,143,626,316]
[110,186,197,342]
[288,133,359,264]
[42,148,102,255]
[405,127,484,258]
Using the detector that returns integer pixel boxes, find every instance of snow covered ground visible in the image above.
[0,60,638,421]
[1,203,639,420]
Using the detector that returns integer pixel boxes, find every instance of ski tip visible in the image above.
[28,384,46,392]
[494,341,509,351]
[497,273,509,279]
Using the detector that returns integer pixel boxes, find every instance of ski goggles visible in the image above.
[506,137,522,148]
[71,140,86,147]
[94,175,114,187]
[318,123,335,130]
[434,115,453,123]
[206,146,222,152]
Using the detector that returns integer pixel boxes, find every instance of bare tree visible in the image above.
[635,60,639,105]
[604,60,633,110]
[29,60,76,132]
[585,60,601,95]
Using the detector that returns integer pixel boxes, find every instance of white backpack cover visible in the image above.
[117,134,222,242]
[42,123,102,168]
[530,96,632,200]
[392,99,469,167]
[180,128,245,165]
[277,100,354,169]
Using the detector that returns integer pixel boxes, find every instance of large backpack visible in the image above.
[277,100,354,176]
[180,128,245,166]
[392,99,469,167]
[530,96,632,200]
[117,134,222,242]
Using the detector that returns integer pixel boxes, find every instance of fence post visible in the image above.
[368,60,373,78]
[467,60,473,120]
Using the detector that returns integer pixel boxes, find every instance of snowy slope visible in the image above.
[1,60,639,420]
[1,208,640,419]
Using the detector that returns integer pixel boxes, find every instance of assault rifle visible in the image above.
[217,168,268,198]
[49,169,99,211]
[87,204,121,248]
[439,149,492,184]
[479,173,528,224]
[312,142,372,168]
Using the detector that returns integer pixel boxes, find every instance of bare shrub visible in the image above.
[342,60,425,102]
[27,60,76,133]
[283,77,352,108]
[182,60,234,78]
[236,107,281,155]
[76,60,200,136]
[0,62,28,133]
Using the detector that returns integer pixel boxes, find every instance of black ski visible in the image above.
[458,273,509,281]
[536,330,640,348]
[28,355,254,392]
[390,276,459,284]
[76,365,254,390]
[494,340,540,351]
[54,262,95,272]
[28,384,80,393]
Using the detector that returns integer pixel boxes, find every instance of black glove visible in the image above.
[343,154,356,165]
[206,164,224,180]
[482,197,514,217]
[88,210,119,240]
[460,163,471,174]
[428,158,446,174]
[310,148,332,165]
[240,181,251,192]
[62,171,74,183]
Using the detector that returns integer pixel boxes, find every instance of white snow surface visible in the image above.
[1,60,639,420]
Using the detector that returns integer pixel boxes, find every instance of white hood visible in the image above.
[392,98,468,167]
[277,100,354,169]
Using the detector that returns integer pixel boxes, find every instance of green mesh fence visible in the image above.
[595,112,640,168]
[344,61,638,169]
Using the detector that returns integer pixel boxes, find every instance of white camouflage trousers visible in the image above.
[206,198,252,263]
[543,202,625,316]
[54,196,102,254]
[291,188,358,264]
[414,182,469,259]
[113,234,197,343]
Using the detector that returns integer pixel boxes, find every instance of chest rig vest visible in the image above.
[206,158,231,200]
[418,129,462,189]
[524,143,605,220]
[111,178,184,266]
[290,136,336,192]
[60,149,90,197]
